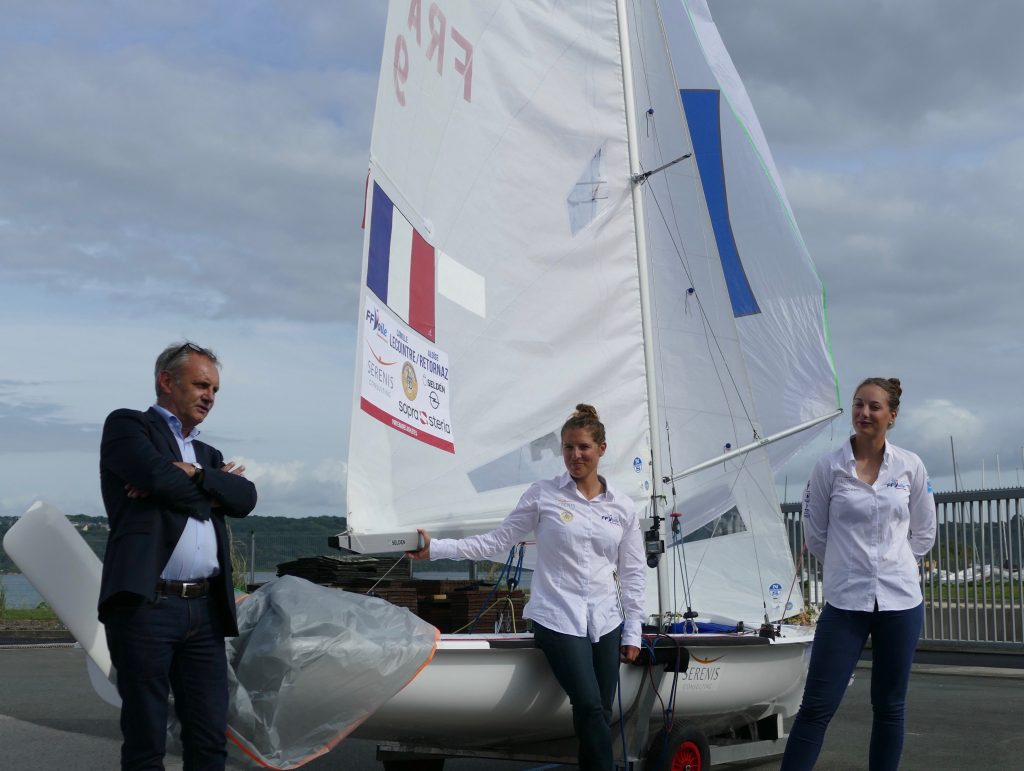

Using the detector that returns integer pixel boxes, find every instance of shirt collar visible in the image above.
[151,404,200,441]
[557,471,610,501]
[842,435,892,466]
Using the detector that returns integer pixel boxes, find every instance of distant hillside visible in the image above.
[0,514,347,574]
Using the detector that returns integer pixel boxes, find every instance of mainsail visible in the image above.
[346,0,840,625]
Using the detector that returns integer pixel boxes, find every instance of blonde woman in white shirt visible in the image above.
[407,404,646,771]
[780,378,937,771]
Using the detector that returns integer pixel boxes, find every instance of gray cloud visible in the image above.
[709,1,1024,490]
[712,1,1024,152]
[0,4,385,323]
[0,398,101,454]
[3,3,1021,516]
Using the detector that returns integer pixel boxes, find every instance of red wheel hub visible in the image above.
[671,740,702,771]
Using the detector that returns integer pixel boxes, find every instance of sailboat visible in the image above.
[3,1,842,766]
[341,0,841,759]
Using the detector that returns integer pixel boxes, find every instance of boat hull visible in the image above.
[353,629,811,746]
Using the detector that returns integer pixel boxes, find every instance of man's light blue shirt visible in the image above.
[151,404,219,581]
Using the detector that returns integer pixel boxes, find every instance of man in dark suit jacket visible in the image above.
[99,341,257,771]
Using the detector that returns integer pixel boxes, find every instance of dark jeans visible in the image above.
[104,593,229,771]
[780,601,924,771]
[533,622,621,771]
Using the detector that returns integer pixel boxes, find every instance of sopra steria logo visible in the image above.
[366,306,388,338]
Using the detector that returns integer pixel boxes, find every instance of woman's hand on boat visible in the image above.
[405,528,431,560]
[620,645,640,663]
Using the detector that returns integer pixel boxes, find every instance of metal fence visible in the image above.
[784,487,1024,649]
[238,488,1024,649]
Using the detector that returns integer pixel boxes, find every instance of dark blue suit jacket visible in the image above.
[98,407,257,636]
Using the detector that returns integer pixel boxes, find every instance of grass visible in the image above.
[2,605,58,621]
[922,582,1024,604]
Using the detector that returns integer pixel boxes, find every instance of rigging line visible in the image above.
[624,0,718,430]
[366,554,412,594]
[721,434,808,625]
[629,3,774,421]
[672,528,691,616]
[728,451,773,621]
[679,441,763,603]
[645,0,746,425]
[664,421,693,613]
[624,0,756,453]
[628,0,657,107]
[781,543,807,624]
[680,449,775,624]
[645,183,757,430]
[639,139,743,431]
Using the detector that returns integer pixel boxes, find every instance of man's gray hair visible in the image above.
[154,342,220,397]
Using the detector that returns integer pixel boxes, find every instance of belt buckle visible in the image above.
[180,581,199,598]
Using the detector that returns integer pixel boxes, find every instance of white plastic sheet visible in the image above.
[223,576,438,768]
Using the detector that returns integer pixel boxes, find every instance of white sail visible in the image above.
[348,2,653,541]
[624,0,839,623]
[345,0,839,624]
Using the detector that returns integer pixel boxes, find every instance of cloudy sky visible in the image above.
[1,1,1021,519]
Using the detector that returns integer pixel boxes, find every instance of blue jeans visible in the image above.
[780,601,924,771]
[533,622,622,771]
[104,594,229,771]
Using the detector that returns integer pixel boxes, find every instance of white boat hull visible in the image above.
[3,503,813,753]
[354,629,811,746]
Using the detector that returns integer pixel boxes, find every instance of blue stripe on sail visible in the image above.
[680,89,760,317]
[367,182,393,303]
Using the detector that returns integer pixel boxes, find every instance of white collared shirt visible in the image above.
[151,404,219,581]
[430,472,647,647]
[803,438,936,612]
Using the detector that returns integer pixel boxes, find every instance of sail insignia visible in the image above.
[367,182,437,342]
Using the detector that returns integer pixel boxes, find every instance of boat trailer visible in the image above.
[374,637,789,770]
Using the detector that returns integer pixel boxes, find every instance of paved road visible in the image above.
[2,645,1022,770]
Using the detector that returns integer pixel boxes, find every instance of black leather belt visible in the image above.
[155,578,210,598]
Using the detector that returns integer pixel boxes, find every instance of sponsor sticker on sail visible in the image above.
[360,298,455,453]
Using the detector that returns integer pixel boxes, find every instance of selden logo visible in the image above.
[366,307,388,339]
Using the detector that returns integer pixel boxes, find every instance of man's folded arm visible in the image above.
[101,409,208,510]
[200,461,257,518]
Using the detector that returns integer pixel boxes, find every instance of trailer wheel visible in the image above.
[645,722,710,771]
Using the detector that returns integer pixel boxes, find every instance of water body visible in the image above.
[0,573,44,609]
[2,568,531,610]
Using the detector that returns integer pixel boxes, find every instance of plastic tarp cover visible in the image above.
[222,576,438,768]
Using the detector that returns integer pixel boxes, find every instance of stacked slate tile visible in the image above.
[417,586,527,634]
[275,554,411,585]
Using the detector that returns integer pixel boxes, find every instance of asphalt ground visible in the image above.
[2,645,1022,770]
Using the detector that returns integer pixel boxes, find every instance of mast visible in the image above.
[615,0,669,616]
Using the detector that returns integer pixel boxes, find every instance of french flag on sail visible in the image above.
[367,182,436,342]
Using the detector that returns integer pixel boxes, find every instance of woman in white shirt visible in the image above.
[780,378,937,771]
[407,404,646,771]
